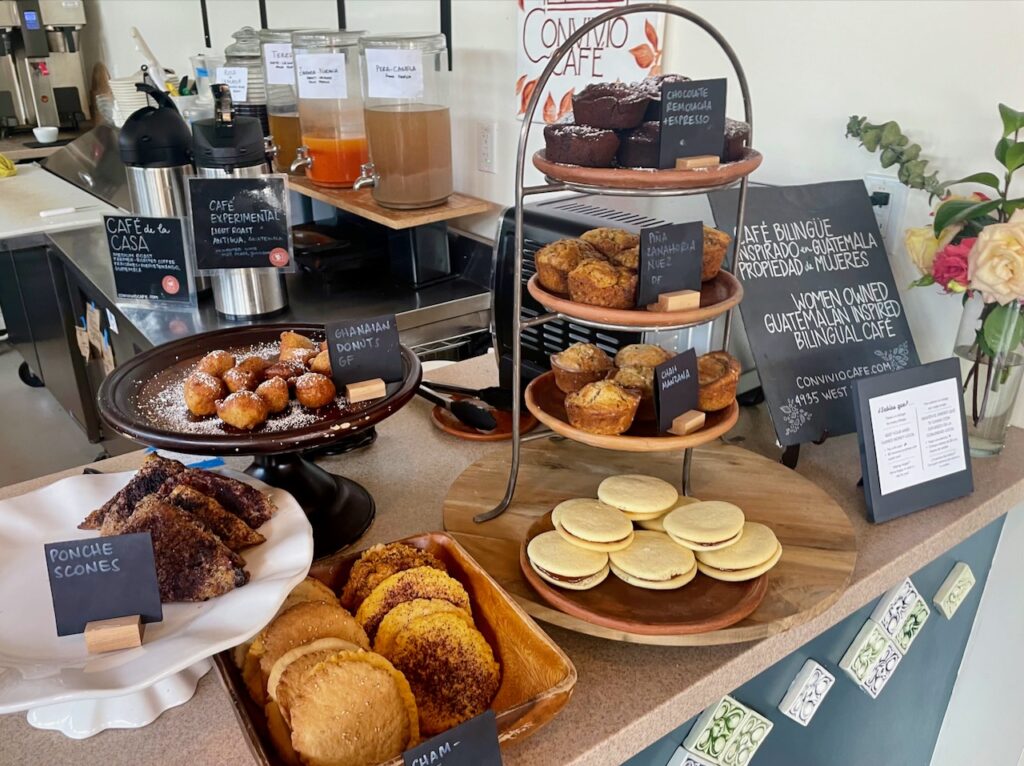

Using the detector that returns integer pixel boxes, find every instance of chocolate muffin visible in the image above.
[572,83,650,130]
[724,117,750,162]
[639,74,692,121]
[617,121,660,169]
[543,122,619,167]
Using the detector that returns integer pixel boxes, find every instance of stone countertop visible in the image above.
[0,164,120,241]
[1,354,1022,766]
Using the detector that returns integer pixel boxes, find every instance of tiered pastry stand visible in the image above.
[475,2,757,523]
[444,3,858,644]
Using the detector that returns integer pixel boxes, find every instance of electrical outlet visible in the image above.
[477,120,497,174]
[864,173,908,248]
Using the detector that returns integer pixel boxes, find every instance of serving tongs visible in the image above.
[416,384,497,432]
[421,382,515,412]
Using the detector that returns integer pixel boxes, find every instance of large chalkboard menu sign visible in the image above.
[709,180,919,446]
[104,215,193,307]
[188,176,293,272]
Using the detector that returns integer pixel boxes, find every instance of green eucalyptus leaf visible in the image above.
[996,137,1013,167]
[895,135,909,148]
[879,148,899,168]
[1005,142,1024,172]
[933,199,1003,235]
[880,121,902,146]
[909,173,926,188]
[942,172,1001,190]
[846,115,864,137]
[862,128,881,152]
[983,303,1024,354]
[910,274,935,288]
[998,103,1024,137]
[900,143,921,161]
[898,162,911,184]
[904,159,928,176]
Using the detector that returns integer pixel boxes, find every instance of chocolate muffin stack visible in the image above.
[542,74,750,169]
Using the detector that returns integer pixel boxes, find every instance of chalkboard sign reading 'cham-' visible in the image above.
[659,77,727,169]
[45,532,163,636]
[104,215,192,305]
[709,180,919,446]
[326,313,403,387]
[654,349,700,434]
[188,176,292,272]
[637,221,703,307]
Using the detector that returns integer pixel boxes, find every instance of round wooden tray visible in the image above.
[526,271,742,330]
[98,323,422,456]
[430,395,539,442]
[520,511,767,636]
[533,148,763,191]
[525,371,738,452]
[443,438,857,646]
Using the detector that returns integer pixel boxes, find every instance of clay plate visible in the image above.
[526,271,742,329]
[525,371,737,452]
[98,323,421,455]
[533,147,763,191]
[520,512,767,636]
[430,395,539,442]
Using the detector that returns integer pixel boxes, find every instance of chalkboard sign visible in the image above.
[659,77,727,168]
[709,181,919,446]
[637,221,703,307]
[104,215,193,306]
[45,532,163,636]
[325,313,403,387]
[188,176,293,272]
[853,358,973,524]
[403,710,501,766]
[654,349,699,433]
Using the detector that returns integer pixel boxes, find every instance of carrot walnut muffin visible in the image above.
[551,342,614,393]
[534,238,604,294]
[564,380,641,435]
[567,259,638,309]
[702,225,733,282]
[580,227,640,259]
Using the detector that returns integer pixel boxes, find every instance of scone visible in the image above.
[610,365,655,421]
[568,260,637,309]
[564,380,640,435]
[534,239,604,294]
[702,225,732,282]
[551,342,613,393]
[615,343,673,369]
[580,227,640,259]
[697,351,740,412]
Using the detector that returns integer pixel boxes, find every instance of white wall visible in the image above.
[81,0,1024,424]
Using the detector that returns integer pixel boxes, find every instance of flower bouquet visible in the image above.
[848,106,1024,455]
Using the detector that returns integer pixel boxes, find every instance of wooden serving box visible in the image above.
[215,532,577,765]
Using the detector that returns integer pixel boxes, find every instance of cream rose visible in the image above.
[968,210,1024,305]
[905,224,960,276]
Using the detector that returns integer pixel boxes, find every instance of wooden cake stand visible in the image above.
[443,438,857,646]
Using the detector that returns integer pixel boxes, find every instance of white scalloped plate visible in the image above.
[25,659,212,738]
[0,469,312,713]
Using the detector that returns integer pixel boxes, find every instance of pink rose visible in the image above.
[932,237,974,293]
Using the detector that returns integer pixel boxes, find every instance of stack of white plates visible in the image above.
[109,72,149,126]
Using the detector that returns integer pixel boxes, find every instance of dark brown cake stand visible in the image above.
[97,323,422,558]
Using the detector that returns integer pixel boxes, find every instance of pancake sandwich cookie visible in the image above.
[597,474,679,521]
[609,531,697,589]
[551,498,634,552]
[637,495,702,532]
[695,522,781,581]
[527,530,610,590]
[663,500,745,551]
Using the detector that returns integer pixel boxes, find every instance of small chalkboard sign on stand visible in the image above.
[44,532,163,653]
[104,215,195,308]
[658,77,727,169]
[637,221,703,310]
[325,313,403,404]
[403,709,501,766]
[653,349,703,435]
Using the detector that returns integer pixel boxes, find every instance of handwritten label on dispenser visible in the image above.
[365,49,424,99]
[263,43,295,86]
[295,52,348,99]
[215,66,248,102]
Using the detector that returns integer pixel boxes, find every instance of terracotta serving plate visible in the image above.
[216,532,576,766]
[98,323,421,455]
[525,371,738,452]
[430,395,539,442]
[533,147,763,191]
[520,512,768,636]
[526,271,743,329]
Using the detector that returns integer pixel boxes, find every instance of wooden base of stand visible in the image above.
[84,615,143,653]
[345,378,386,403]
[675,155,721,170]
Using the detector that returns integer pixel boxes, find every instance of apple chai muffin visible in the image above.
[565,380,641,435]
[551,342,614,393]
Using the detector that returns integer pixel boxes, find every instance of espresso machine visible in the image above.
[1,0,89,131]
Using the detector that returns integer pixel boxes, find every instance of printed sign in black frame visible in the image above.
[104,215,194,307]
[188,175,294,273]
[709,180,920,446]
[853,358,973,524]
[658,77,727,168]
[636,222,703,307]
[45,532,163,636]
[325,313,404,387]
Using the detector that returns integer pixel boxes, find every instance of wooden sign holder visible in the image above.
[84,614,144,653]
[345,378,386,403]
[675,155,721,170]
[647,289,701,313]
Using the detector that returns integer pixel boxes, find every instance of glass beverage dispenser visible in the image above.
[290,30,368,188]
[222,26,268,136]
[356,33,453,209]
[260,28,303,174]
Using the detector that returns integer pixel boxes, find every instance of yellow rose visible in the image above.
[904,227,941,275]
[968,210,1024,305]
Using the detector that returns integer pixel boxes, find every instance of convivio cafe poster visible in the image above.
[516,0,665,123]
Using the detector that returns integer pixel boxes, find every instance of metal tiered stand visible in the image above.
[476,2,756,522]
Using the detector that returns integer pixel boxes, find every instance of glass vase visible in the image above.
[953,293,1024,456]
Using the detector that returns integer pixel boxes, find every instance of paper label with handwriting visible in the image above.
[215,66,248,101]
[365,48,423,99]
[295,52,347,99]
[263,42,294,85]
